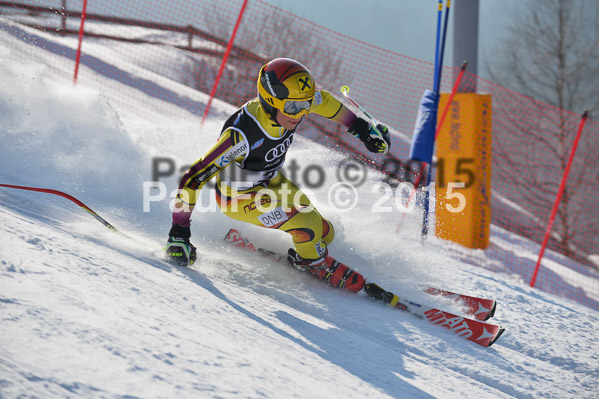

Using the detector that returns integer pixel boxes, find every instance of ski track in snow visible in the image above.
[2,193,598,399]
[1,16,598,399]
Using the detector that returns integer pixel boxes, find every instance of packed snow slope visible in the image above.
[1,19,598,399]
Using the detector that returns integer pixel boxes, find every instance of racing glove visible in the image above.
[348,117,391,154]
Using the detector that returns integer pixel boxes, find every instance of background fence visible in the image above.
[2,0,598,309]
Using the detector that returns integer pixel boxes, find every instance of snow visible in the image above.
[1,18,599,399]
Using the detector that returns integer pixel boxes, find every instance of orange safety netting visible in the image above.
[2,0,598,309]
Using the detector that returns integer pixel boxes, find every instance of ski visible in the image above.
[224,229,504,347]
[225,228,257,252]
[224,229,497,320]
[367,284,505,347]
[423,287,496,321]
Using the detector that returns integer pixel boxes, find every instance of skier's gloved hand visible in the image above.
[367,123,391,154]
[347,117,391,154]
[165,224,197,266]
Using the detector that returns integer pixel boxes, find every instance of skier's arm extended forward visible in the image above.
[310,90,391,154]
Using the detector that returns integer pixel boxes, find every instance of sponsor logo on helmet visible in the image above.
[297,75,312,92]
[265,136,293,162]
[264,72,276,97]
[251,138,265,150]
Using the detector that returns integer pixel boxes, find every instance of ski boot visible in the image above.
[364,283,407,310]
[165,224,197,266]
[287,249,365,292]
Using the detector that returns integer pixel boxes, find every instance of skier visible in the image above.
[165,58,391,293]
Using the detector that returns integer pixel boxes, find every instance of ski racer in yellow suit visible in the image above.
[166,58,391,293]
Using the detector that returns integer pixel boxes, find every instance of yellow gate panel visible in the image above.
[435,93,492,249]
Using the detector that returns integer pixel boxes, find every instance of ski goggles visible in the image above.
[283,99,312,116]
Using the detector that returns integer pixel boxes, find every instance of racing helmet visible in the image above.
[257,58,315,119]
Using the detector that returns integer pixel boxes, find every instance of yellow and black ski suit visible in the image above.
[173,90,360,260]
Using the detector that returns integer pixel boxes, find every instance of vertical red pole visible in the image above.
[200,0,248,128]
[73,0,89,84]
[435,61,467,140]
[530,110,589,287]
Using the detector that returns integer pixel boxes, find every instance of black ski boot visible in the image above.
[165,224,197,266]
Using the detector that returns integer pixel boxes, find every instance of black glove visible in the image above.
[165,224,197,266]
[347,117,391,154]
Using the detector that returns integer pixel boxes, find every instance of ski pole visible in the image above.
[421,0,452,241]
[340,85,389,154]
[0,183,124,236]
[340,85,378,125]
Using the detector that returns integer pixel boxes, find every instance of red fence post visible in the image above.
[200,0,248,128]
[530,110,589,287]
[73,0,88,84]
